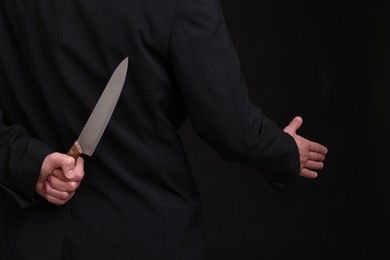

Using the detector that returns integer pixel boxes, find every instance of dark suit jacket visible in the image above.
[0,0,299,259]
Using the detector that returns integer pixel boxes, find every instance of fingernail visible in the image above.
[67,170,75,179]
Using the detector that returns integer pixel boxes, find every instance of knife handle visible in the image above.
[67,141,82,161]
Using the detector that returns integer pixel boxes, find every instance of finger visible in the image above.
[52,169,83,182]
[53,157,84,182]
[44,180,75,201]
[308,151,326,162]
[52,169,80,182]
[41,153,68,179]
[283,116,303,135]
[300,168,318,179]
[52,167,84,183]
[46,153,76,180]
[52,169,68,181]
[58,155,76,179]
[48,175,80,192]
[46,152,75,170]
[303,160,324,170]
[55,157,85,182]
[309,141,328,155]
[61,157,77,179]
[71,157,85,182]
[45,193,74,206]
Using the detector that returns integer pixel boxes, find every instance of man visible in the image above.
[0,0,327,259]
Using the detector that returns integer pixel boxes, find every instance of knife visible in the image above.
[67,57,128,160]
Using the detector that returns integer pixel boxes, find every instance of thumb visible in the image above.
[61,157,76,179]
[49,153,76,179]
[283,116,303,135]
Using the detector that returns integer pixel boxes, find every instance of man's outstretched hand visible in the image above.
[284,116,328,179]
[36,153,85,205]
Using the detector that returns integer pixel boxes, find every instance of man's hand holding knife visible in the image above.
[36,153,85,205]
[35,57,129,205]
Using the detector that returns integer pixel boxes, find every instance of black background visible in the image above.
[178,0,390,259]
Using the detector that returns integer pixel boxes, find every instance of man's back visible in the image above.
[0,0,303,259]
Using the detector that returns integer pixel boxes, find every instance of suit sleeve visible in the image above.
[0,110,53,208]
[169,0,300,189]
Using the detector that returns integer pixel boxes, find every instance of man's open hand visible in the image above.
[284,116,328,179]
[36,153,85,205]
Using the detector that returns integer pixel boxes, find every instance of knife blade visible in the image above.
[67,57,128,160]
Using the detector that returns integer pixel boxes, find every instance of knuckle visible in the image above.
[44,181,52,191]
[53,170,66,181]
[302,160,310,168]
[47,175,55,185]
[49,178,62,189]
[52,169,60,176]
[64,156,75,166]
[74,171,85,181]
[69,182,79,191]
[59,192,70,200]
[47,153,59,161]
